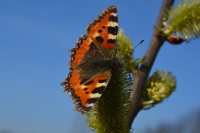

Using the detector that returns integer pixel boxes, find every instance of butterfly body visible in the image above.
[63,6,119,112]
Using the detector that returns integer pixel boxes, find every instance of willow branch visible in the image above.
[128,0,175,129]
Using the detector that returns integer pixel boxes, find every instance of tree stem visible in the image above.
[128,0,175,129]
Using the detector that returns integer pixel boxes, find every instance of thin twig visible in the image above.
[128,0,175,129]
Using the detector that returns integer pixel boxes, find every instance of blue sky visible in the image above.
[0,0,200,133]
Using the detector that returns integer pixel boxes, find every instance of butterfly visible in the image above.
[63,6,119,112]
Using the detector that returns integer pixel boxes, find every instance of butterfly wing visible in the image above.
[64,6,119,112]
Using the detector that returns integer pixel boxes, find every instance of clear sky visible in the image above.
[0,0,200,133]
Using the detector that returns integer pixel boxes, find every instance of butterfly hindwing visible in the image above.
[64,6,119,112]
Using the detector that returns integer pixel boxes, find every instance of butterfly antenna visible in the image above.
[134,40,144,50]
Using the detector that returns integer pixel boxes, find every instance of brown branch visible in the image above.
[128,0,175,129]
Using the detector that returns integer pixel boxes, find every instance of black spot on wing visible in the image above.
[107,26,118,35]
[95,36,104,43]
[107,39,116,44]
[109,15,118,22]
[87,98,98,104]
[98,29,102,33]
[89,42,98,50]
[99,79,108,83]
[83,88,88,91]
[84,80,94,86]
[109,6,117,13]
[91,86,105,94]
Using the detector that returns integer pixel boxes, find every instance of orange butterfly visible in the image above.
[63,6,119,112]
